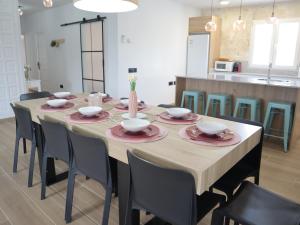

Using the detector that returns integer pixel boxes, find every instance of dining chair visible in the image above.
[39,117,71,200]
[210,116,264,225]
[10,103,37,188]
[211,181,300,225]
[126,150,225,225]
[157,104,175,108]
[65,129,113,225]
[19,91,52,154]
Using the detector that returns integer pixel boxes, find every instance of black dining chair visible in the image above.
[157,104,175,108]
[209,116,264,225]
[126,150,225,225]
[39,117,71,200]
[10,103,37,188]
[211,181,300,225]
[65,129,113,225]
[19,91,52,154]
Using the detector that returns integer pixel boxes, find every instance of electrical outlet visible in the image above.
[173,81,176,85]
[168,81,173,86]
[60,84,64,89]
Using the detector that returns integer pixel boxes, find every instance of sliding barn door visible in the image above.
[80,21,105,93]
[0,0,24,119]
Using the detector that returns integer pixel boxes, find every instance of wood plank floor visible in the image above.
[0,118,299,225]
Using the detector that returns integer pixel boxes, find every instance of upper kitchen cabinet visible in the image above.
[188,16,221,69]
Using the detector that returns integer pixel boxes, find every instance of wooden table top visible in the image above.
[15,94,261,195]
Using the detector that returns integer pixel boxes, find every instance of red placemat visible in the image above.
[106,125,168,143]
[49,95,77,100]
[179,125,241,147]
[84,97,113,103]
[66,111,110,124]
[40,102,75,112]
[114,103,147,112]
[157,112,201,125]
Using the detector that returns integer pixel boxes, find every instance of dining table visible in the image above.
[15,94,262,225]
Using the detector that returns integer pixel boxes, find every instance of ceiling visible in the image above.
[18,0,294,15]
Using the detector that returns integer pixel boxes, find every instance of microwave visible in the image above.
[215,61,235,72]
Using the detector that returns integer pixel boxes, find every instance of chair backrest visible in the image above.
[127,151,197,225]
[10,103,34,140]
[157,104,174,108]
[219,116,264,171]
[39,118,70,163]
[68,130,111,187]
[20,91,52,101]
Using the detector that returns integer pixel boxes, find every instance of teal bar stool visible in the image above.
[263,101,295,152]
[205,93,232,117]
[234,97,261,122]
[180,90,205,114]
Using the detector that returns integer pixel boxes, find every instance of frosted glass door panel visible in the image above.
[92,52,103,80]
[82,52,92,79]
[91,22,103,51]
[81,23,92,51]
[83,80,104,93]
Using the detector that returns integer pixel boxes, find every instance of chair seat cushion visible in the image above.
[223,181,300,225]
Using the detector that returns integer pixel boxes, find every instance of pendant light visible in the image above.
[233,0,246,31]
[205,0,217,32]
[73,0,139,13]
[43,0,53,8]
[268,0,278,24]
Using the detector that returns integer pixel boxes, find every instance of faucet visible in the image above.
[267,63,272,83]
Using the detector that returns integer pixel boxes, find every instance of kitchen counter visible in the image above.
[177,73,300,88]
[175,75,300,150]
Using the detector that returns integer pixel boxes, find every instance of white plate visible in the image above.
[99,93,107,97]
[121,118,150,133]
[196,120,227,135]
[166,108,191,118]
[121,113,147,120]
[53,92,71,98]
[78,106,102,117]
[47,99,68,108]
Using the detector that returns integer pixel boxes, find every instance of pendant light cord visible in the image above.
[272,0,276,16]
[210,0,214,18]
[239,0,243,20]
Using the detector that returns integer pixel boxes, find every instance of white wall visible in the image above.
[117,0,200,105]
[0,0,25,118]
[21,0,200,104]
[20,4,119,97]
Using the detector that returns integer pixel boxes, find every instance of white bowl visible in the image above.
[121,113,147,120]
[166,108,191,118]
[120,99,141,106]
[78,106,102,117]
[47,99,68,108]
[121,118,150,133]
[196,120,227,135]
[99,93,108,97]
[53,92,71,98]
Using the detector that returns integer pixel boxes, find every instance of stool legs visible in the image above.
[205,96,212,116]
[283,107,291,152]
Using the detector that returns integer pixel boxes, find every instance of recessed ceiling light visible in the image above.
[220,0,230,5]
[73,0,138,13]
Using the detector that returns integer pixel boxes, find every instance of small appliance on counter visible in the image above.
[214,61,235,72]
[233,61,242,73]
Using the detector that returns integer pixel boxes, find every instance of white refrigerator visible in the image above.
[186,34,210,78]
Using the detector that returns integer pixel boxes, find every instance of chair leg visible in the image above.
[65,170,76,223]
[283,108,291,152]
[41,153,48,200]
[101,187,112,225]
[254,172,260,185]
[28,139,37,187]
[13,135,21,173]
[211,209,225,225]
[205,97,211,116]
[23,138,27,154]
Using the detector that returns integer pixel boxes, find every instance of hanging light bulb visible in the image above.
[18,6,23,16]
[268,0,278,24]
[73,0,139,13]
[205,0,217,32]
[43,0,53,8]
[233,0,246,31]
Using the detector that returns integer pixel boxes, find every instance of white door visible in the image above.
[24,33,41,80]
[186,34,210,78]
[0,0,25,119]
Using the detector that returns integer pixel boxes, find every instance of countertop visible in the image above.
[177,72,300,88]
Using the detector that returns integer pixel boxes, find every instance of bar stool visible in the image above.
[181,90,205,114]
[263,101,294,152]
[233,97,261,122]
[205,93,232,117]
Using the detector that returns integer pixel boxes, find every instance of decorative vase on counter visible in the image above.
[128,68,138,118]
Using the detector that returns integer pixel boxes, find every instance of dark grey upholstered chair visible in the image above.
[126,150,225,225]
[19,91,52,154]
[65,130,113,225]
[10,103,37,187]
[211,181,300,225]
[157,104,175,108]
[39,118,71,200]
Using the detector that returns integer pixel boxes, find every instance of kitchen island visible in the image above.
[175,74,300,148]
